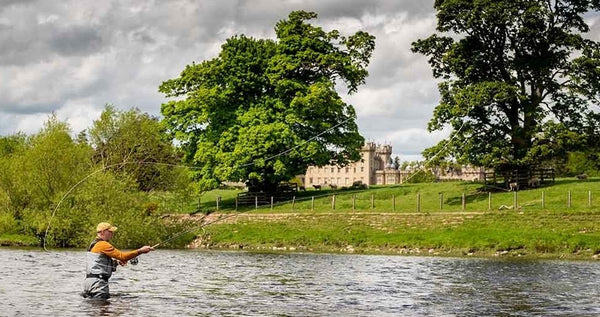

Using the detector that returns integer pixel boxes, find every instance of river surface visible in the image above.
[1,248,598,316]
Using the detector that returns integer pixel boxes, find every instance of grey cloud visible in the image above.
[49,26,103,56]
[0,102,59,115]
[0,0,36,11]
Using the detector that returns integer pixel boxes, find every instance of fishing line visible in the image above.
[42,161,198,251]
[240,118,351,167]
[106,112,470,251]
[43,119,354,251]
[401,107,472,184]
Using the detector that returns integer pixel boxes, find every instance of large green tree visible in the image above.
[87,105,184,191]
[412,0,600,169]
[159,11,375,191]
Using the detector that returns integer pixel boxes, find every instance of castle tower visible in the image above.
[377,144,392,168]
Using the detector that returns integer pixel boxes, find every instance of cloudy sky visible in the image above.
[0,1,490,161]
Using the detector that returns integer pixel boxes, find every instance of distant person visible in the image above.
[82,222,154,299]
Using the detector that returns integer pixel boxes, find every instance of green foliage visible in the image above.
[412,0,600,169]
[561,151,600,177]
[404,171,437,183]
[0,115,196,248]
[160,11,374,192]
[0,210,18,234]
[0,133,26,156]
[0,115,92,221]
[88,105,186,191]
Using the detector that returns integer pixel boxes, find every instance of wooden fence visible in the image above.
[196,189,597,213]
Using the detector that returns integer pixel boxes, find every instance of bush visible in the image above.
[0,212,18,234]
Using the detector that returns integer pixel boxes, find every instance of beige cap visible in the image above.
[96,222,117,232]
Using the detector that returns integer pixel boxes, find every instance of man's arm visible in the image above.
[90,240,139,262]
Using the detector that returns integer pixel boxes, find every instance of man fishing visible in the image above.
[82,222,154,299]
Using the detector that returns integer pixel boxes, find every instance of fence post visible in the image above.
[589,191,592,208]
[371,194,374,209]
[568,190,571,208]
[439,193,443,210]
[352,195,356,212]
[311,196,314,211]
[541,191,545,209]
[417,193,421,212]
[513,191,518,208]
[393,195,396,212]
[216,196,220,211]
[332,195,336,210]
[292,196,295,210]
[461,192,466,211]
[255,196,258,210]
[488,192,491,211]
[271,196,274,210]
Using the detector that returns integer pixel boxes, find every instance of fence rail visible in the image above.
[484,168,555,190]
[194,189,598,213]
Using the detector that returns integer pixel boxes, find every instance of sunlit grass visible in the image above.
[191,178,600,258]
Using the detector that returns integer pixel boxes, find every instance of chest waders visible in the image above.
[82,238,117,299]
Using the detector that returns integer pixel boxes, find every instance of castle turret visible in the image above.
[377,145,392,168]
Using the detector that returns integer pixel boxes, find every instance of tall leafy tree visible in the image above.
[88,105,183,191]
[160,11,375,191]
[412,0,600,170]
[0,116,91,220]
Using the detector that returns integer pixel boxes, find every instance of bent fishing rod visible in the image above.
[44,119,352,251]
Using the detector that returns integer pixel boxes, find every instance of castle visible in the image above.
[300,142,485,187]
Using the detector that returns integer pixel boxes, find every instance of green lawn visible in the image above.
[183,178,600,259]
[187,178,600,214]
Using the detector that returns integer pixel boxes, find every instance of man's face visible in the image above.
[99,229,114,241]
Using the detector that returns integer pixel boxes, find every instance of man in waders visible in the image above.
[82,222,154,299]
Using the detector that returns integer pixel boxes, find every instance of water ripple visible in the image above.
[0,249,599,316]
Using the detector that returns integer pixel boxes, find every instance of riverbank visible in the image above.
[3,179,600,260]
[182,211,600,260]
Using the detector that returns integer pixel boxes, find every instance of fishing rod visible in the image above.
[142,108,475,253]
[43,119,353,251]
[401,106,473,184]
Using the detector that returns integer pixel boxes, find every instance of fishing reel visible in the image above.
[130,257,139,265]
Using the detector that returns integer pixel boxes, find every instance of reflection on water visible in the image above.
[1,248,598,316]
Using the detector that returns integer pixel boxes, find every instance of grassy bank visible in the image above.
[192,211,600,260]
[187,178,600,260]
[196,178,600,214]
[3,178,600,260]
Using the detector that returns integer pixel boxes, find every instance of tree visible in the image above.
[412,0,600,170]
[88,105,184,191]
[159,11,375,191]
[0,133,26,157]
[393,156,401,170]
[0,115,92,222]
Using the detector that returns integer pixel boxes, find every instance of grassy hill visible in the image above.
[186,178,600,259]
[196,178,600,213]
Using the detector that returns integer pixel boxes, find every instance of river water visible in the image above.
[1,248,598,316]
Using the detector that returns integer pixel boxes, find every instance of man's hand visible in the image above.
[118,260,127,266]
[137,245,154,254]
